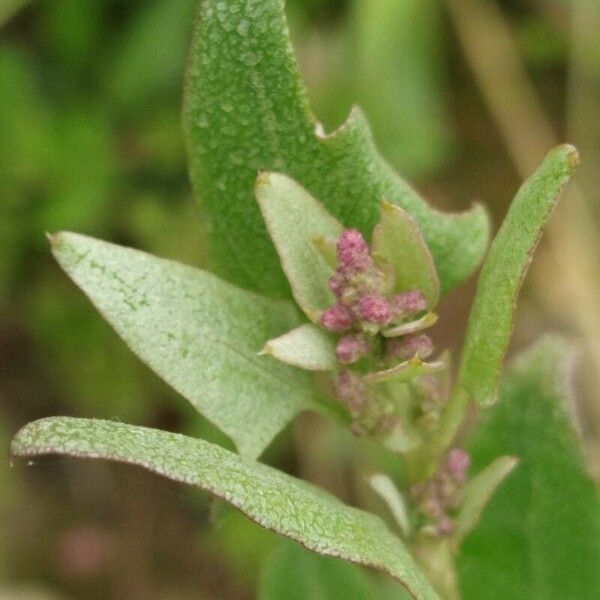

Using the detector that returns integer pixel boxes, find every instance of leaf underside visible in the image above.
[50,232,316,459]
[11,417,440,600]
[183,0,490,299]
[457,145,579,406]
[458,336,600,599]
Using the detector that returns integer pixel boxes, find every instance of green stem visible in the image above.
[406,387,471,482]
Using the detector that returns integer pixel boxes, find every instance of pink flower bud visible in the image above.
[337,229,370,272]
[446,448,470,484]
[320,304,353,332]
[357,295,391,325]
[328,273,345,297]
[437,516,455,536]
[336,334,369,364]
[386,334,433,361]
[391,290,427,316]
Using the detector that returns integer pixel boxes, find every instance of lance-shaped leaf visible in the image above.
[11,417,440,600]
[183,0,490,298]
[372,201,439,308]
[457,145,579,406]
[368,474,411,537]
[255,173,342,321]
[458,337,600,600]
[261,324,337,371]
[452,456,518,548]
[49,232,317,459]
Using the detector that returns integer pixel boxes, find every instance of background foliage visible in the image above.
[1,1,599,598]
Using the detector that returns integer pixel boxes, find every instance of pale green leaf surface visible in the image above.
[50,232,316,459]
[458,337,600,599]
[457,145,579,405]
[261,324,337,371]
[372,201,439,308]
[11,417,440,600]
[255,173,342,320]
[183,0,490,298]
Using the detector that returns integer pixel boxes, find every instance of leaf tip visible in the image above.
[46,231,63,250]
[560,143,580,171]
[254,171,273,192]
[257,342,272,357]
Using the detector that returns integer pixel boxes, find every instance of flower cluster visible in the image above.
[410,448,471,537]
[321,229,428,348]
[319,228,439,440]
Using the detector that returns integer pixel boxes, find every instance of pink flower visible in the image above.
[391,290,427,316]
[328,272,345,298]
[446,448,470,484]
[320,304,353,332]
[337,229,370,272]
[357,295,391,325]
[336,334,369,364]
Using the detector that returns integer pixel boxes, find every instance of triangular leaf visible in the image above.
[183,0,490,298]
[11,417,440,600]
[372,201,439,308]
[50,232,316,459]
[261,324,337,371]
[458,337,600,599]
[255,173,342,321]
[457,145,579,406]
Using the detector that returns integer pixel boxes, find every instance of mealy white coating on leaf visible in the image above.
[11,417,440,600]
[255,172,343,321]
[261,324,337,371]
[51,232,316,459]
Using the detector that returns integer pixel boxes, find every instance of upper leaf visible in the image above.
[183,0,490,298]
[11,417,440,600]
[372,201,439,308]
[458,337,600,599]
[457,145,579,406]
[255,173,342,321]
[49,232,316,459]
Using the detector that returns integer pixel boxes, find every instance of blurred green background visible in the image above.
[1,0,599,598]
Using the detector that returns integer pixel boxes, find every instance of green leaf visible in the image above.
[11,417,440,600]
[261,324,337,371]
[458,337,600,600]
[183,0,490,298]
[368,474,411,537]
[453,455,518,548]
[258,540,377,600]
[457,145,579,406]
[49,232,316,459]
[255,173,342,320]
[372,201,439,308]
